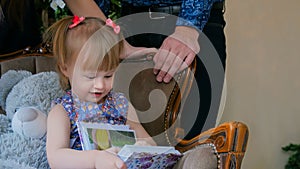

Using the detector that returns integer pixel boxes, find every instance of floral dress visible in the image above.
[53,90,129,150]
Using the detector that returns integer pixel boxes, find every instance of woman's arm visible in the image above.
[63,0,158,59]
[46,104,126,169]
[126,102,157,146]
[64,0,107,20]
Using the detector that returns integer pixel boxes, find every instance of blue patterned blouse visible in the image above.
[53,90,129,150]
[94,0,224,30]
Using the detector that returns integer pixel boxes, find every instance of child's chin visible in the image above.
[91,96,105,103]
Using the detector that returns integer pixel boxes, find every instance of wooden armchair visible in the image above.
[0,47,249,169]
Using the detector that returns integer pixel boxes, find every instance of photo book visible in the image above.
[77,122,183,168]
[77,122,136,150]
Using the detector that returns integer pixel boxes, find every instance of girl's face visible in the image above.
[62,58,115,103]
[73,69,115,103]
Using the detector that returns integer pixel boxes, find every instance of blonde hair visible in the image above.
[43,16,124,90]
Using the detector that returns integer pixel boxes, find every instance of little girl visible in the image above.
[45,16,156,169]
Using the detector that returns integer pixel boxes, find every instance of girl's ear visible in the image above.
[59,64,69,78]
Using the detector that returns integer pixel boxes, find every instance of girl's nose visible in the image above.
[94,77,104,89]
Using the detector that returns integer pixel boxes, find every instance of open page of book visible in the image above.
[118,145,183,169]
[118,145,181,161]
[77,122,136,150]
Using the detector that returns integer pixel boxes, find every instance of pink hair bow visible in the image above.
[69,15,85,29]
[106,18,120,34]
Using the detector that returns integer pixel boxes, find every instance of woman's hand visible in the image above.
[121,40,158,59]
[153,26,200,83]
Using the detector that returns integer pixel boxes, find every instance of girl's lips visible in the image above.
[91,92,103,97]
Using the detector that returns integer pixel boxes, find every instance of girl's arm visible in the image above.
[46,104,126,169]
[126,102,157,146]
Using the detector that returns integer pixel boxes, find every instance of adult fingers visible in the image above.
[163,52,186,83]
[178,52,195,72]
[155,49,179,82]
[153,48,169,75]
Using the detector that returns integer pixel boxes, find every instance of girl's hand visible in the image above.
[95,150,127,169]
[106,147,121,154]
[134,140,153,146]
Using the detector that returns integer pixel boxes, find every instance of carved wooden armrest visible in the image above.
[175,121,249,169]
[0,45,52,62]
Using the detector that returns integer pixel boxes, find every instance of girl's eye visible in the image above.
[104,75,113,78]
[85,75,96,79]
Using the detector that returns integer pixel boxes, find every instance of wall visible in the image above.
[220,0,300,168]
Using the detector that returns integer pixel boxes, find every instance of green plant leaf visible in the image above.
[282,143,300,169]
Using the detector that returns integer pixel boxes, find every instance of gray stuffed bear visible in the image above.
[0,70,64,169]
